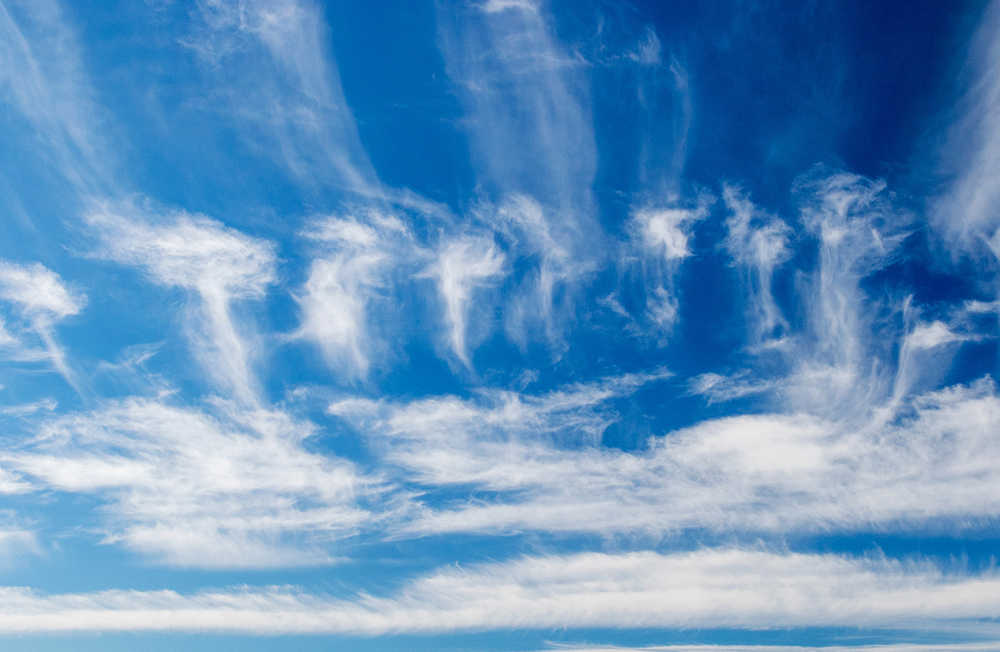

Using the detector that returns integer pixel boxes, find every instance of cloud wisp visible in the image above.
[0,548,997,634]
[86,204,275,405]
[721,184,792,346]
[0,1,996,649]
[0,0,113,193]
[424,235,506,366]
[4,397,373,568]
[438,0,600,349]
[933,0,1000,264]
[0,260,85,390]
[333,369,1000,538]
[294,211,420,380]
[182,0,379,197]
[628,201,709,338]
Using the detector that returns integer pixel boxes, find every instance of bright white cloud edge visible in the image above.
[0,549,998,634]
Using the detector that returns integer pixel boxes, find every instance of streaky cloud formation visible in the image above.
[439,0,594,217]
[630,201,709,337]
[934,0,1000,265]
[722,184,791,345]
[86,204,275,405]
[425,235,506,366]
[0,549,997,634]
[183,0,379,196]
[330,370,671,491]
[335,373,1000,538]
[295,211,417,379]
[0,0,112,193]
[4,397,371,568]
[0,0,996,649]
[438,0,600,347]
[0,260,84,389]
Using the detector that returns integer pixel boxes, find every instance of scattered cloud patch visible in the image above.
[5,398,374,568]
[86,204,275,405]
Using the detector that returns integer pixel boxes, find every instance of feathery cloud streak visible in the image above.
[0,261,84,389]
[0,549,996,633]
[5,397,372,567]
[86,205,275,405]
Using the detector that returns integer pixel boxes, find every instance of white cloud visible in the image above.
[0,469,31,495]
[424,236,505,366]
[0,319,17,348]
[782,171,905,417]
[0,260,85,388]
[0,0,112,192]
[495,194,584,348]
[296,212,417,379]
[635,209,698,261]
[628,27,662,66]
[629,203,708,337]
[905,320,968,351]
[5,397,373,568]
[722,185,791,344]
[687,371,776,404]
[439,0,594,214]
[0,398,57,417]
[0,262,84,320]
[86,204,275,405]
[438,1,600,348]
[333,370,1000,538]
[182,0,378,196]
[933,0,1000,264]
[330,370,670,489]
[629,44,691,192]
[0,548,997,633]
[480,0,540,14]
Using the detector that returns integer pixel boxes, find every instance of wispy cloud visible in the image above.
[438,0,600,348]
[782,171,906,417]
[0,2,995,647]
[0,548,997,633]
[331,370,670,489]
[722,184,791,345]
[494,194,582,349]
[687,371,776,404]
[5,397,373,568]
[439,0,594,213]
[334,371,1000,538]
[86,203,275,405]
[629,200,709,338]
[628,27,662,66]
[0,260,85,389]
[0,0,113,193]
[933,0,1000,264]
[0,469,31,495]
[295,211,418,380]
[424,235,505,366]
[182,0,378,196]
[0,262,85,320]
[0,397,57,417]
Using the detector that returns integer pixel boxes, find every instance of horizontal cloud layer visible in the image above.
[0,548,997,634]
[334,374,1000,537]
[4,398,374,567]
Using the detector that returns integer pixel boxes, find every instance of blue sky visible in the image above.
[0,0,998,650]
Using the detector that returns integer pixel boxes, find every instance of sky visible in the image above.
[0,0,998,650]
